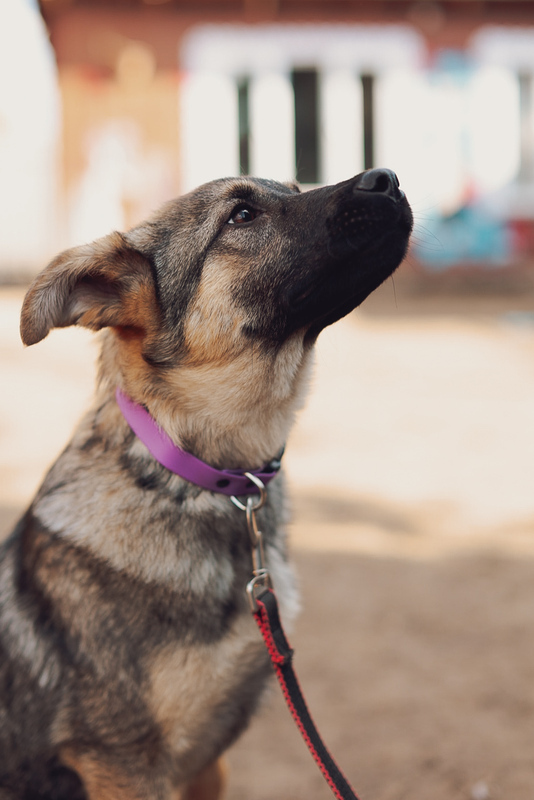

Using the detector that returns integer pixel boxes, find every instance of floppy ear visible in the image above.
[20,232,158,346]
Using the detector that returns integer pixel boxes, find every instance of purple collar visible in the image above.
[115,388,282,496]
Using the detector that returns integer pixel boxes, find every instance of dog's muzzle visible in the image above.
[284,168,413,338]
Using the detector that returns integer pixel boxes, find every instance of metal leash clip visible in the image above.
[231,473,272,612]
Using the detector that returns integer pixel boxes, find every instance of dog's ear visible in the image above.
[20,232,157,346]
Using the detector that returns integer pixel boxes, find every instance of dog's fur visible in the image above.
[0,172,412,799]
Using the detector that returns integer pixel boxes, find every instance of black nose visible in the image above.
[354,168,401,199]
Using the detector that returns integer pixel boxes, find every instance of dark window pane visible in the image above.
[361,73,375,170]
[519,72,533,182]
[238,77,250,175]
[292,68,319,183]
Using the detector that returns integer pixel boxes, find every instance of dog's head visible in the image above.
[20,171,412,465]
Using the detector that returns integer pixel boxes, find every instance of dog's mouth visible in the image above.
[287,254,399,341]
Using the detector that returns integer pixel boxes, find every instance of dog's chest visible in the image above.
[142,517,299,777]
[147,611,271,776]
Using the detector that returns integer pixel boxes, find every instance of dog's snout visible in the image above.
[354,168,401,199]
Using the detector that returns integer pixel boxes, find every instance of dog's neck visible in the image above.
[97,331,315,472]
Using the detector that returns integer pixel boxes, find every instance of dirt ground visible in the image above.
[1,280,533,800]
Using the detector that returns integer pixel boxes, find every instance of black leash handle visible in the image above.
[253,587,361,800]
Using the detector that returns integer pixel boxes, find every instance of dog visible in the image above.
[0,169,412,799]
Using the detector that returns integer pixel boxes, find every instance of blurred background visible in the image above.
[1,1,534,798]
[4,0,534,276]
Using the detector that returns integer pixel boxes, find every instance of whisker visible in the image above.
[390,275,398,310]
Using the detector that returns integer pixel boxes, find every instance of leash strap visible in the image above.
[253,587,361,800]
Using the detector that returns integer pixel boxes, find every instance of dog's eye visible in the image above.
[227,205,259,225]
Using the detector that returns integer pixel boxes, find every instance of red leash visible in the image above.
[252,586,361,800]
[232,475,361,799]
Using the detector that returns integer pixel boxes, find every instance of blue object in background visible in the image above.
[413,204,513,271]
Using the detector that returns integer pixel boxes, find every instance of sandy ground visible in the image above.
[1,283,534,800]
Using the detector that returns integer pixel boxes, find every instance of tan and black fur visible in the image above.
[0,171,412,799]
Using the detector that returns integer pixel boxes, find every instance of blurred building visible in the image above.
[2,0,534,276]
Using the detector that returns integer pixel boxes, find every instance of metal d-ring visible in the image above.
[230,472,267,512]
